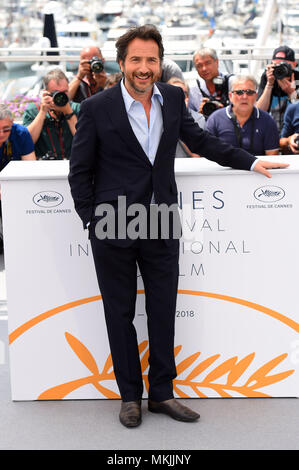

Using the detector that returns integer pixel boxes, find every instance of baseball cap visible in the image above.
[272,46,295,61]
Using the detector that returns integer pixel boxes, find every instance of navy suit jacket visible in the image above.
[68,81,256,233]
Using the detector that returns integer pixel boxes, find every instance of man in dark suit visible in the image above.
[69,25,287,428]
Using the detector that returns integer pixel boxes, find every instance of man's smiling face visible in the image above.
[119,38,161,98]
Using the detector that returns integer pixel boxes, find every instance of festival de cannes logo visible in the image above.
[254,186,285,203]
[33,191,64,208]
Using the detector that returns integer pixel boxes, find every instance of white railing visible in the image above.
[1,46,299,101]
[1,47,299,61]
[1,45,299,62]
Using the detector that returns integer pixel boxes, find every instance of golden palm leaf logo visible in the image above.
[38,335,294,400]
[8,290,298,400]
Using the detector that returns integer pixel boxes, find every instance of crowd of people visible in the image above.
[0,23,293,427]
[1,42,298,166]
[0,40,299,254]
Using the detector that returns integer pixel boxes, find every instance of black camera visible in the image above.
[89,56,104,74]
[294,135,299,148]
[51,90,69,107]
[273,62,293,80]
[202,99,224,117]
[202,76,228,118]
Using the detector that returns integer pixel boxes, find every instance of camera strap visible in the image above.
[276,92,288,129]
[196,80,210,98]
[80,78,98,98]
[79,80,92,99]
[196,75,230,101]
[46,125,65,160]
[230,110,255,155]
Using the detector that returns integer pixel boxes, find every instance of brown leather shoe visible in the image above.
[119,400,142,428]
[148,398,200,422]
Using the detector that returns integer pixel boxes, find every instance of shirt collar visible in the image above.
[120,79,163,112]
[226,104,259,120]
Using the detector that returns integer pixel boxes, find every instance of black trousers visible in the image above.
[90,236,179,402]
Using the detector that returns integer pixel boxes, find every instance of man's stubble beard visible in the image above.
[127,75,154,94]
[124,66,162,95]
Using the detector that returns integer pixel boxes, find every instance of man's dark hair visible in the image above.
[116,24,164,64]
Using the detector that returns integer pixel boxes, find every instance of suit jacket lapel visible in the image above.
[153,83,174,166]
[105,82,176,167]
[105,83,151,166]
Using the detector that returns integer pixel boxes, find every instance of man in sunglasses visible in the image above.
[206,75,280,156]
[0,103,36,253]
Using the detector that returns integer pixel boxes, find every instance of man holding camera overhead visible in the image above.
[256,46,299,133]
[23,68,80,160]
[68,46,107,103]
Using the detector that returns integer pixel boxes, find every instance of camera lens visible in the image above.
[202,101,218,117]
[89,56,104,74]
[52,91,69,107]
[273,62,293,80]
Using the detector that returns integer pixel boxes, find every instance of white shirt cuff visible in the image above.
[250,159,258,171]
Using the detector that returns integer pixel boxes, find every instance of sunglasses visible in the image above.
[0,127,12,135]
[231,89,257,96]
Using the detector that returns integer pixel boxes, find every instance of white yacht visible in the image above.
[56,21,103,49]
[95,0,124,31]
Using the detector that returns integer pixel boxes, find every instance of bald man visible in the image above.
[69,46,107,103]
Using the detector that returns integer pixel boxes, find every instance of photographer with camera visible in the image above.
[280,102,299,154]
[68,46,107,103]
[23,69,80,160]
[206,75,279,156]
[188,47,232,118]
[256,46,299,132]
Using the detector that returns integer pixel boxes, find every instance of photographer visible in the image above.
[167,77,205,158]
[256,46,299,132]
[68,46,107,103]
[23,69,80,160]
[0,104,36,253]
[0,104,36,172]
[280,102,299,154]
[188,47,232,118]
[206,75,279,156]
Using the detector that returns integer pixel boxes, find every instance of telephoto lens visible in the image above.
[51,91,69,107]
